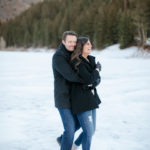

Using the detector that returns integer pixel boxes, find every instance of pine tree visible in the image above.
[132,0,150,48]
[94,1,120,49]
[118,12,134,49]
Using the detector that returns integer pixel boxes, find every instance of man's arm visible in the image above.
[53,54,82,83]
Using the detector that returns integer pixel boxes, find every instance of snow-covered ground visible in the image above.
[0,44,150,150]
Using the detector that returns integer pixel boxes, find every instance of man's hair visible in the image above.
[62,31,78,41]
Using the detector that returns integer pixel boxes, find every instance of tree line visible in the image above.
[0,0,150,49]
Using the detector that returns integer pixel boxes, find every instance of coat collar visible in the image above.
[80,55,95,63]
[80,55,96,68]
[58,43,72,57]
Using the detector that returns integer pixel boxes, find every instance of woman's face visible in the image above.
[82,40,92,55]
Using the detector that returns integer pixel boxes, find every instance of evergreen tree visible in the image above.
[118,12,134,49]
[132,0,150,48]
[94,1,120,48]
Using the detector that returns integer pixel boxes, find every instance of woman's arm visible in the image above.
[78,63,101,85]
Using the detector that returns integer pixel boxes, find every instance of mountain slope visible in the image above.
[0,0,43,20]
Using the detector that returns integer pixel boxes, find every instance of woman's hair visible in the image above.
[71,37,89,70]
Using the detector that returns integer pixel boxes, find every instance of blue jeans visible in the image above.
[58,108,80,150]
[76,109,96,150]
[58,109,96,150]
[75,109,96,147]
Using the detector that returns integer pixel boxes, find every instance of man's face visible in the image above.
[62,35,77,51]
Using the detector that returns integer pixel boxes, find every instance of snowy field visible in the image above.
[0,45,150,150]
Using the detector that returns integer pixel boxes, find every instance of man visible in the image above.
[52,31,82,150]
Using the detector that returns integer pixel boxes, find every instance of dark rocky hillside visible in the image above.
[0,0,43,20]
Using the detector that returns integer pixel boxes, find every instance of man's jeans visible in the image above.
[76,109,96,150]
[58,108,80,150]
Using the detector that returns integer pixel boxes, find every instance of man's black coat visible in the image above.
[52,43,81,108]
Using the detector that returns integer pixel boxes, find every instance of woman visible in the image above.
[70,37,101,150]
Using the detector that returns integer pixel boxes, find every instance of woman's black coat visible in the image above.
[71,55,101,114]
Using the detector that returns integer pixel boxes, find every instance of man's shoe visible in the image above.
[56,137,61,146]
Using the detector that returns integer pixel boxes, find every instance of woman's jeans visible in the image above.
[58,108,96,150]
[76,109,96,150]
[58,108,80,150]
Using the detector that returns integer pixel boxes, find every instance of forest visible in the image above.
[0,0,150,49]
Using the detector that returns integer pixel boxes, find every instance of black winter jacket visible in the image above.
[52,44,82,108]
[71,55,101,114]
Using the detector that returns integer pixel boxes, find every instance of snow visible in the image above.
[0,45,150,150]
[146,38,150,45]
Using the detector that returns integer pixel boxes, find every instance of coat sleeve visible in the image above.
[78,63,100,85]
[53,54,82,83]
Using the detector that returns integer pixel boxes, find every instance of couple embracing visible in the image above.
[52,31,101,150]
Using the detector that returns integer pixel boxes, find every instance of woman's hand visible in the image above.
[96,61,101,72]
